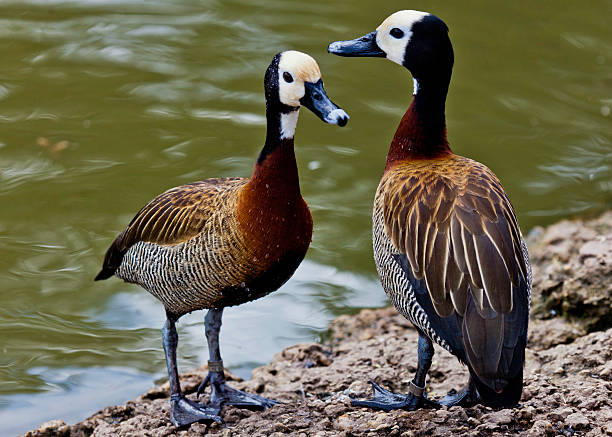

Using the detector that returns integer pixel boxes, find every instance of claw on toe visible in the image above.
[196,374,210,399]
[170,396,223,427]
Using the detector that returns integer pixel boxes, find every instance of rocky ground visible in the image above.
[25,212,612,437]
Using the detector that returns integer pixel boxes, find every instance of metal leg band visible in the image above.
[408,380,426,397]
[208,360,224,373]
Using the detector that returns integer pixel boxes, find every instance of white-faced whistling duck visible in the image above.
[329,10,530,410]
[95,51,349,426]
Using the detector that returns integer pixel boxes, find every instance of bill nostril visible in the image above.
[313,93,322,101]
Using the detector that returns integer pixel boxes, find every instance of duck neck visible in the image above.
[385,72,452,172]
[251,106,301,197]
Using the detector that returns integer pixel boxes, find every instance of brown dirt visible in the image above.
[24,212,612,437]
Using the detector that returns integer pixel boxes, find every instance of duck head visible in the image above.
[264,50,348,140]
[328,10,453,93]
[329,11,455,163]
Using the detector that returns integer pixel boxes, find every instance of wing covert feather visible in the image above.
[121,178,246,249]
[97,178,247,279]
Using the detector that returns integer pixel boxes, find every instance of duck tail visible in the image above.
[94,231,127,281]
[471,366,523,408]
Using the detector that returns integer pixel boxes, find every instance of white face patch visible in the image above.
[277,50,322,107]
[280,110,299,139]
[413,78,420,95]
[376,10,429,66]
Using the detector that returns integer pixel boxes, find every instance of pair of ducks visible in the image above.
[97,10,530,426]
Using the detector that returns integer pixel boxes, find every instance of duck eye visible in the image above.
[390,28,404,39]
[282,72,294,83]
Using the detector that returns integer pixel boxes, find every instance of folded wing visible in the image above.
[382,159,529,386]
[95,177,247,280]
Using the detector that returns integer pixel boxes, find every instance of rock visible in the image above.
[527,419,554,436]
[528,318,586,350]
[528,212,612,332]
[517,405,535,421]
[484,409,514,426]
[565,412,590,430]
[23,420,69,437]
[323,402,347,418]
[467,416,480,428]
[548,406,574,422]
[333,413,356,432]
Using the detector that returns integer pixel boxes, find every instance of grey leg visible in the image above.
[162,314,222,426]
[206,307,223,362]
[414,333,434,388]
[196,308,278,409]
[351,332,440,411]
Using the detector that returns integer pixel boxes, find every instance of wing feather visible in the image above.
[449,272,468,315]
[445,242,462,292]
[451,215,469,275]
[425,223,440,264]
[462,225,484,289]
[435,195,454,224]
[424,230,448,304]
[415,219,430,278]
[483,218,520,285]
[407,208,420,275]
[463,293,504,376]
[473,233,512,312]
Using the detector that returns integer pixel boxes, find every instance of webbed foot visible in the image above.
[215,383,278,409]
[439,383,479,407]
[351,381,440,411]
[169,395,222,427]
[197,371,278,410]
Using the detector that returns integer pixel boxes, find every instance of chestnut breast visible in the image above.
[236,179,313,273]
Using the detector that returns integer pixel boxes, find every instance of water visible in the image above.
[0,0,610,434]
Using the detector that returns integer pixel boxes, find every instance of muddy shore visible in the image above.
[25,212,612,436]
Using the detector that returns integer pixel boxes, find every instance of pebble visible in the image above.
[549,406,574,422]
[518,405,535,421]
[528,419,554,436]
[484,408,514,425]
[565,412,590,429]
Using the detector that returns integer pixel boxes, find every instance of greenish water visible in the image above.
[0,0,610,434]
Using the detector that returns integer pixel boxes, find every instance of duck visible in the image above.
[95,50,349,426]
[328,11,530,409]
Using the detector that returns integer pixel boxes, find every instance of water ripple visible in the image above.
[0,158,64,194]
[128,81,260,105]
[189,108,265,126]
